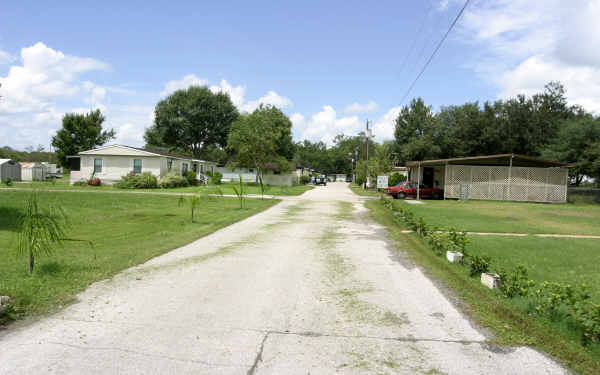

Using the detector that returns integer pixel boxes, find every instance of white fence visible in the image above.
[444,165,568,203]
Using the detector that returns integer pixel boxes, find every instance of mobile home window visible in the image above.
[167,159,173,171]
[93,158,103,173]
[133,159,142,174]
[182,163,188,174]
[200,164,204,173]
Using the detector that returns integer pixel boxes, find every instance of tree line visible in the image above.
[394,82,600,185]
[5,81,599,185]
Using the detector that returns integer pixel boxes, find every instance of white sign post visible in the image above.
[377,175,388,190]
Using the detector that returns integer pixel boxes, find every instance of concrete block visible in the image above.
[446,251,464,263]
[481,273,502,289]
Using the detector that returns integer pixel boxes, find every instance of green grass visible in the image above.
[0,190,278,322]
[5,176,314,196]
[349,184,380,197]
[365,199,600,375]
[393,199,600,235]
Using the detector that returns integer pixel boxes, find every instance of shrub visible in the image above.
[498,265,535,298]
[87,177,101,186]
[115,172,158,189]
[355,175,365,186]
[158,172,189,188]
[299,175,311,185]
[73,180,86,186]
[389,173,406,186]
[209,171,222,185]
[469,255,491,277]
[184,171,197,186]
[4,177,13,186]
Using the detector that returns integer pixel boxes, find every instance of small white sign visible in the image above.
[377,175,388,189]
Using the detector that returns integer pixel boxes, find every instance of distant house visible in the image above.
[215,166,258,182]
[406,154,569,203]
[69,145,217,185]
[0,159,21,182]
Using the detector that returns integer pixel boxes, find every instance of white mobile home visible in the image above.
[70,145,217,185]
[0,159,21,182]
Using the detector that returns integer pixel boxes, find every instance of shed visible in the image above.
[0,159,21,182]
[20,162,47,181]
[406,154,569,203]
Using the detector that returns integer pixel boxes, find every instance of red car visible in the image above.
[387,181,444,199]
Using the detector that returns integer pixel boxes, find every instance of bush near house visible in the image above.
[158,172,189,188]
[206,170,222,185]
[115,172,158,189]
[87,177,101,186]
[184,171,198,186]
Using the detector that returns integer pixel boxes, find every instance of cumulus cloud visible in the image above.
[291,106,362,145]
[162,75,292,113]
[372,106,401,141]
[345,100,379,113]
[160,74,209,97]
[459,0,600,112]
[0,42,112,149]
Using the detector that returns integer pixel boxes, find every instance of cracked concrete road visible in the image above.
[0,183,568,374]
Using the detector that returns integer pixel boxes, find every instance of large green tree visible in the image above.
[542,116,600,185]
[145,86,239,158]
[227,105,293,177]
[51,109,115,167]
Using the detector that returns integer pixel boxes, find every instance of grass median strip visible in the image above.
[0,190,278,324]
[364,199,600,375]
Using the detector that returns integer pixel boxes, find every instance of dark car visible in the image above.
[315,176,327,186]
[345,176,352,183]
[387,181,443,199]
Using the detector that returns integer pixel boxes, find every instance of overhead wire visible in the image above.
[398,0,471,107]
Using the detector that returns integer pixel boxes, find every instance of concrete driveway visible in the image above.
[0,183,567,374]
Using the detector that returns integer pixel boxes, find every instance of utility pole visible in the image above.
[364,119,371,189]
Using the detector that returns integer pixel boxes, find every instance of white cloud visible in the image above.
[460,0,600,112]
[291,106,361,145]
[163,75,292,113]
[372,106,401,141]
[241,90,292,112]
[0,42,111,149]
[160,74,209,97]
[345,100,379,113]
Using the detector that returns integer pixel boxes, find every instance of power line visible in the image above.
[398,0,471,107]
[397,1,434,77]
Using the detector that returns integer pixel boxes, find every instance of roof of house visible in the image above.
[0,159,14,165]
[77,144,217,163]
[406,154,568,168]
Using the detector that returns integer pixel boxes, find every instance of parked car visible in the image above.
[345,176,352,182]
[387,181,443,199]
[315,176,327,186]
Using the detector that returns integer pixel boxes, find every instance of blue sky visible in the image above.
[2,0,599,149]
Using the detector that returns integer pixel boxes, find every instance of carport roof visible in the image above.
[406,154,568,168]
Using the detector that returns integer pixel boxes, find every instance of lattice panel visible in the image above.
[444,165,567,202]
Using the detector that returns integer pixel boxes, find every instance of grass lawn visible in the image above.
[393,199,600,235]
[349,184,380,197]
[365,199,600,375]
[0,190,278,323]
[4,175,313,196]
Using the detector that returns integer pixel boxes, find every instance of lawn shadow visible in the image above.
[0,206,23,232]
